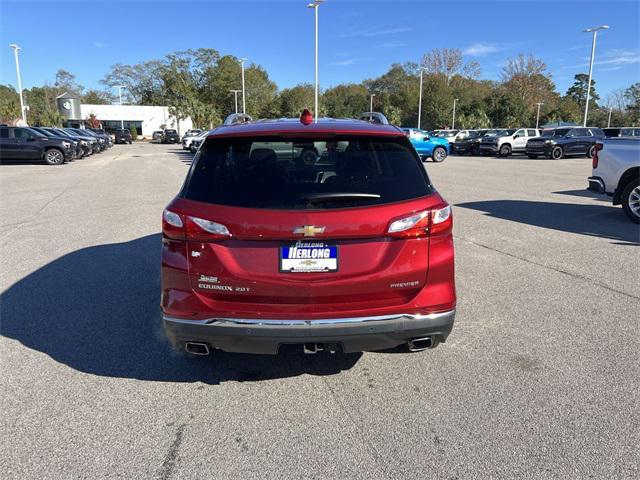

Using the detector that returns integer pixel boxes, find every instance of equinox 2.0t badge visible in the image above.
[293,225,325,237]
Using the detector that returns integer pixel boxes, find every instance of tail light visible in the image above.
[387,204,452,238]
[162,209,231,241]
[593,142,603,169]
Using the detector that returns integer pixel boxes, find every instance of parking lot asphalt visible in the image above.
[1,143,638,479]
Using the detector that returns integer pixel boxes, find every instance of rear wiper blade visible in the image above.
[298,193,381,203]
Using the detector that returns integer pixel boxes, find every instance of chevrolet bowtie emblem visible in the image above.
[293,225,326,237]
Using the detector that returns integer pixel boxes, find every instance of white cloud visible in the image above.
[328,58,360,66]
[564,50,640,69]
[462,42,507,57]
[93,42,107,48]
[339,27,411,38]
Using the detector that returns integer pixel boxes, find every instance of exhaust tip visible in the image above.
[407,336,433,352]
[185,342,210,356]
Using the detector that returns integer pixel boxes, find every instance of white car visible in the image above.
[182,130,204,150]
[588,137,640,223]
[188,131,209,153]
[479,128,541,156]
[433,130,459,143]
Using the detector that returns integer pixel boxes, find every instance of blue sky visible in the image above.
[1,0,639,100]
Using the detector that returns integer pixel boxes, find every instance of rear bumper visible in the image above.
[479,144,498,153]
[163,309,456,354]
[588,176,605,194]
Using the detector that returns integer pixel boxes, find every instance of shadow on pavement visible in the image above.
[456,200,640,245]
[0,234,361,384]
[170,148,195,165]
[553,189,609,202]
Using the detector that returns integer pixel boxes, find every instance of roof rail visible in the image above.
[357,112,390,125]
[223,113,253,126]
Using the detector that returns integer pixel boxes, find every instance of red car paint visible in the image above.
[161,117,456,354]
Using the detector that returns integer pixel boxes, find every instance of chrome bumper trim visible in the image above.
[164,310,455,327]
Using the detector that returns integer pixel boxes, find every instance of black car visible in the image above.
[603,127,640,138]
[115,129,132,144]
[31,127,83,159]
[162,129,180,144]
[69,128,106,151]
[41,127,93,157]
[452,130,493,155]
[88,128,113,148]
[0,126,75,165]
[525,127,605,160]
[59,128,101,154]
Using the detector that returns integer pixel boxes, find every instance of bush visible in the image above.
[130,126,138,141]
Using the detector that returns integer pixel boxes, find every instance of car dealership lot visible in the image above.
[1,144,638,479]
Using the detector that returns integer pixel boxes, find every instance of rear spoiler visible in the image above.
[358,112,390,125]
[223,113,253,126]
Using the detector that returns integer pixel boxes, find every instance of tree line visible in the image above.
[1,47,638,129]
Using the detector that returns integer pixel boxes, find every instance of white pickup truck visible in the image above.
[588,137,640,223]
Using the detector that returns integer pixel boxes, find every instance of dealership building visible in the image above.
[56,92,193,137]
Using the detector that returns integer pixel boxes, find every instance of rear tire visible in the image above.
[44,148,65,165]
[621,179,640,223]
[432,146,447,163]
[587,145,596,158]
[550,146,563,160]
[499,144,511,157]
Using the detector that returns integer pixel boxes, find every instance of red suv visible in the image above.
[161,114,456,355]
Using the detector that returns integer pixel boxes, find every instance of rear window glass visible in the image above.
[165,129,177,134]
[182,136,433,210]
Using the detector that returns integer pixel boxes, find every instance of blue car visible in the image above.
[402,128,449,162]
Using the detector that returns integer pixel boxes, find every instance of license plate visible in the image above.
[280,241,338,273]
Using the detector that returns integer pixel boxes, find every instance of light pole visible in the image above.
[417,68,427,130]
[607,107,612,128]
[230,90,241,114]
[9,44,26,124]
[307,0,324,122]
[238,58,247,114]
[369,94,375,112]
[116,85,125,129]
[535,102,544,129]
[452,98,459,130]
[582,25,609,127]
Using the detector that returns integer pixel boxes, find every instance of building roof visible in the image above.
[208,117,405,138]
[56,91,81,99]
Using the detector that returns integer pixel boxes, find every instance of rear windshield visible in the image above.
[165,129,177,134]
[182,136,433,210]
[116,129,130,133]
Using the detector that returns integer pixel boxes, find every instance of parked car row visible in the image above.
[0,125,113,165]
[433,125,640,160]
[151,128,183,144]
